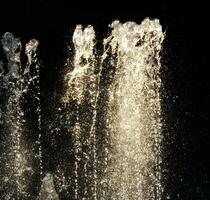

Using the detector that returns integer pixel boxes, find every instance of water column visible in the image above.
[25,39,43,177]
[63,25,98,199]
[0,33,42,199]
[25,39,43,197]
[103,18,164,199]
[0,18,165,200]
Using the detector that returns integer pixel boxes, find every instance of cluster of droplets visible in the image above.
[62,25,98,199]
[103,18,164,200]
[63,25,96,104]
[39,173,59,200]
[61,18,164,200]
[0,18,164,200]
[0,33,42,199]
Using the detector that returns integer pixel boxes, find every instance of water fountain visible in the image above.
[0,18,164,199]
[0,33,42,199]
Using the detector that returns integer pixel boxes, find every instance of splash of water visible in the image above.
[39,173,59,200]
[63,25,98,199]
[102,18,164,200]
[61,18,164,199]
[0,33,42,199]
[25,39,43,176]
[0,17,164,200]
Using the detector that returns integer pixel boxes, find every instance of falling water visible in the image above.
[102,18,164,200]
[0,33,42,199]
[0,17,164,200]
[39,173,59,200]
[62,18,164,199]
[63,25,98,199]
[25,39,43,177]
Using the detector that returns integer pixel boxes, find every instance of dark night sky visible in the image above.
[0,0,209,199]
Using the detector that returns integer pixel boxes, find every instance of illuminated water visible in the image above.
[0,18,164,199]
[0,33,42,199]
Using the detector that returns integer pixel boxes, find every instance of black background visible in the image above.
[0,0,209,199]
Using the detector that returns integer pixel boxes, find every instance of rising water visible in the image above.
[0,18,164,200]
[102,19,164,200]
[0,33,42,199]
[62,18,164,199]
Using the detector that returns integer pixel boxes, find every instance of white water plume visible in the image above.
[0,33,42,199]
[61,18,164,199]
[103,18,164,200]
[0,17,164,200]
[63,24,98,199]
[39,173,59,200]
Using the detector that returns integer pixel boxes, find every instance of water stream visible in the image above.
[0,18,164,200]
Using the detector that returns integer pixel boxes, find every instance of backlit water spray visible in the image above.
[102,19,164,199]
[61,18,164,199]
[0,33,42,199]
[63,24,98,199]
[0,18,164,199]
